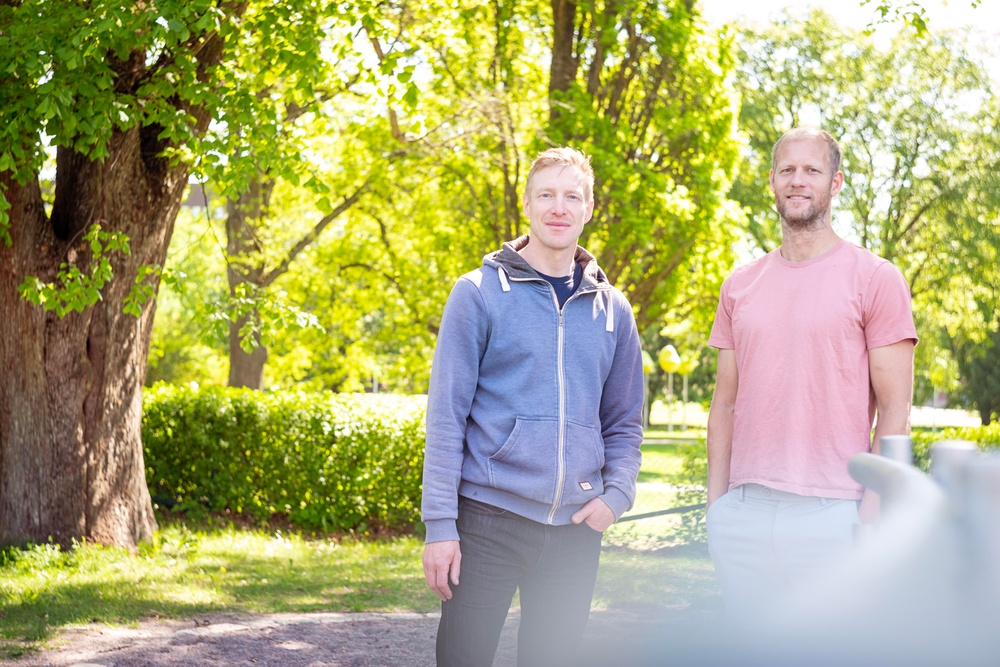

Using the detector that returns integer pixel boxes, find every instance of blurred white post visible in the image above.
[666,371,674,432]
[681,374,688,431]
[880,435,913,465]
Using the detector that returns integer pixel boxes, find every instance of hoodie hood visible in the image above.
[482,234,611,288]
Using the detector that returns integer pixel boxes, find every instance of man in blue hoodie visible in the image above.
[421,147,645,666]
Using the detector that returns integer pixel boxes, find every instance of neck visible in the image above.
[518,242,577,276]
[778,223,841,262]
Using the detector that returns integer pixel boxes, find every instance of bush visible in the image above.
[911,424,1000,473]
[143,384,427,534]
[667,441,708,544]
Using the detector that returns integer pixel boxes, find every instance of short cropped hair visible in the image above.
[771,127,842,174]
[524,147,594,202]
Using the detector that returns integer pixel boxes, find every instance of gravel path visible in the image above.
[0,604,722,667]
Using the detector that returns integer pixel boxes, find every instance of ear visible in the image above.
[583,199,594,225]
[830,170,844,196]
[768,169,776,194]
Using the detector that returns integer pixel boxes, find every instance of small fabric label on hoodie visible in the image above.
[578,481,594,491]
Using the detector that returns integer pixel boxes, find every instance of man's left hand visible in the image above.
[858,488,881,524]
[571,497,616,532]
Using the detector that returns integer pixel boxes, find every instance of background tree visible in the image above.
[145,205,228,388]
[154,0,743,393]
[545,0,742,331]
[217,9,421,390]
[950,291,1000,426]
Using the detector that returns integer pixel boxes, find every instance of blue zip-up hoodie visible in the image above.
[421,235,645,543]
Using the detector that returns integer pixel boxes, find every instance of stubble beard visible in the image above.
[777,196,831,231]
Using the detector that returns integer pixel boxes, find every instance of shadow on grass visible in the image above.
[0,518,438,660]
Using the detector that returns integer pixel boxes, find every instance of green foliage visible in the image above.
[861,0,981,35]
[1,0,386,318]
[545,0,742,331]
[142,386,426,533]
[667,442,708,544]
[861,0,930,35]
[220,282,325,355]
[142,0,742,391]
[267,154,451,393]
[16,224,133,316]
[146,207,230,386]
[0,0,225,201]
[0,194,10,247]
[123,264,162,317]
[950,305,1000,425]
[941,222,1000,423]
[912,424,1000,472]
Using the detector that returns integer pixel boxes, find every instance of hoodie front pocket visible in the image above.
[488,417,559,505]
[561,420,605,505]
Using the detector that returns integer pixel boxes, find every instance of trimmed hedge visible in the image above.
[142,384,426,533]
[912,423,1000,473]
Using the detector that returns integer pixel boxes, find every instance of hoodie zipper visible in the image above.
[509,274,607,524]
[548,299,567,524]
[546,286,602,523]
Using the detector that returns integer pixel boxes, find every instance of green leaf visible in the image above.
[402,83,419,108]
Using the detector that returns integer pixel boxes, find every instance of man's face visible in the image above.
[522,165,594,255]
[769,137,843,230]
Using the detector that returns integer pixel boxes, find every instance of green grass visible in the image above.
[596,544,718,613]
[0,523,439,659]
[0,441,716,659]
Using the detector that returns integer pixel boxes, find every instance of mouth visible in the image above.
[784,195,811,205]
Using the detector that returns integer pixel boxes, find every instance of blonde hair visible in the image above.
[771,127,842,174]
[524,147,594,202]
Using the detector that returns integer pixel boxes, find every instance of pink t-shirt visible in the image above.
[708,240,918,499]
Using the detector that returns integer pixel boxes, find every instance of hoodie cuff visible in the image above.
[423,518,460,543]
[600,487,632,521]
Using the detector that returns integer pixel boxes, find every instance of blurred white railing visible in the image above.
[727,437,1000,666]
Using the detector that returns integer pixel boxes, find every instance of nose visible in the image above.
[552,195,568,214]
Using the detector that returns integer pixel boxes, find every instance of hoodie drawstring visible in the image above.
[497,265,614,331]
[497,266,511,292]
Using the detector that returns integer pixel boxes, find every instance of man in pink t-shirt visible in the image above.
[706,127,918,618]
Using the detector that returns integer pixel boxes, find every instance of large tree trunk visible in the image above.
[0,128,187,547]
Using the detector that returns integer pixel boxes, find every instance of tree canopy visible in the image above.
[153,0,743,392]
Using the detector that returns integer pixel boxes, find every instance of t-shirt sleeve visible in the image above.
[863,262,919,349]
[708,278,735,350]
